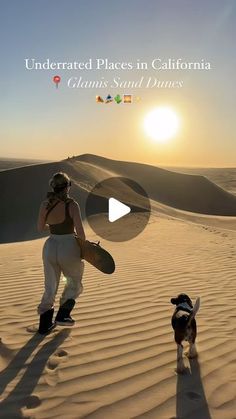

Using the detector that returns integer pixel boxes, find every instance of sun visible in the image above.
[144,107,180,142]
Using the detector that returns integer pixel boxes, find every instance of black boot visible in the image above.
[55,299,75,326]
[38,308,55,335]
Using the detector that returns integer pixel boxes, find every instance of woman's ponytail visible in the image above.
[46,172,71,208]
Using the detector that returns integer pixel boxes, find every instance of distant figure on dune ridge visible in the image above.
[37,172,85,334]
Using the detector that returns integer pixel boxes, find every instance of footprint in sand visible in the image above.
[44,350,68,386]
[55,349,68,358]
[26,324,41,333]
[45,349,68,371]
[46,360,59,371]
[44,367,59,387]
[22,394,41,409]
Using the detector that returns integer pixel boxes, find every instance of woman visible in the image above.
[37,172,85,334]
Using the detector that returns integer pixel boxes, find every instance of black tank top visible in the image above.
[46,198,74,235]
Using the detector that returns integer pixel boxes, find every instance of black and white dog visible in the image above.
[171,294,200,373]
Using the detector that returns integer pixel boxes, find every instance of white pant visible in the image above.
[38,233,84,315]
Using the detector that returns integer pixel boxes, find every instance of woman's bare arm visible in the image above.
[71,202,86,240]
[37,201,50,233]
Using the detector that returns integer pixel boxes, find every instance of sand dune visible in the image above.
[0,157,48,172]
[77,154,236,216]
[1,154,236,243]
[0,155,236,418]
[167,167,236,196]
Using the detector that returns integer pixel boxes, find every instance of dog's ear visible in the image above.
[171,298,178,305]
[187,297,193,308]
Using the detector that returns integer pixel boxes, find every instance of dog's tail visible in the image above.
[188,297,200,324]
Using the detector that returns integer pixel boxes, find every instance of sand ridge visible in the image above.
[1,154,236,243]
[0,155,236,418]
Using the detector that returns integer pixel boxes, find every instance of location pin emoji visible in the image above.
[53,75,61,89]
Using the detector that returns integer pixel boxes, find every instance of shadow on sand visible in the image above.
[176,357,212,419]
[0,329,70,418]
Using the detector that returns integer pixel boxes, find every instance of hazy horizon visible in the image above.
[0,152,236,169]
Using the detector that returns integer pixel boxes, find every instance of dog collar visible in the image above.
[176,302,193,313]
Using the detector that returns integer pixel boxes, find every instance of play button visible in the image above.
[85,177,151,242]
[108,198,130,222]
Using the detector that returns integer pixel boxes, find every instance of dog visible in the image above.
[170,293,200,373]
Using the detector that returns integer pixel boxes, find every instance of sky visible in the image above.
[0,0,235,167]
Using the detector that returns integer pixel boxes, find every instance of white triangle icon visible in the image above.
[108,198,131,222]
